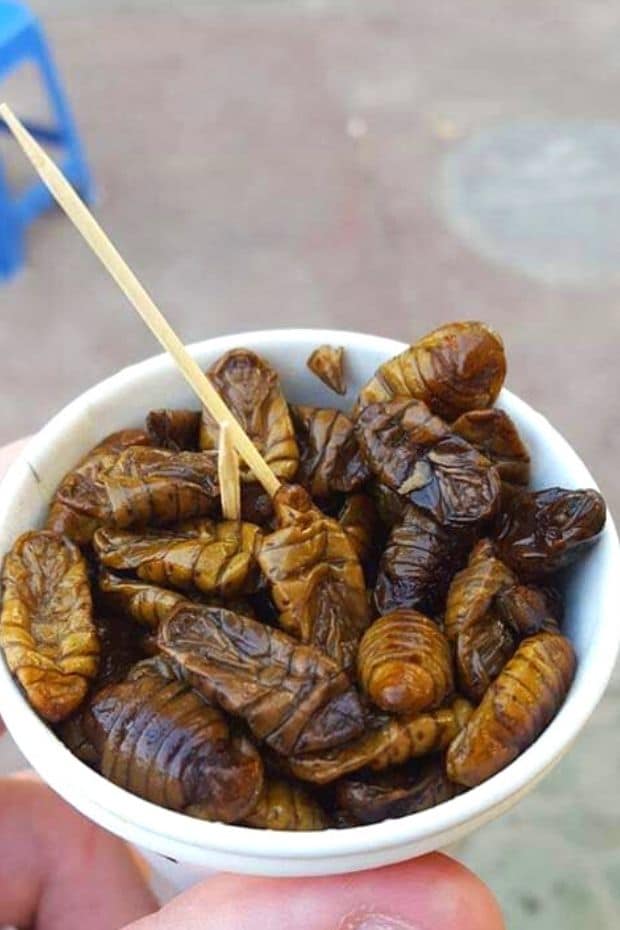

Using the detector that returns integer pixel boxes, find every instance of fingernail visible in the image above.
[339,908,419,930]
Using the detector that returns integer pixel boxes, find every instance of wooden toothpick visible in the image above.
[218,421,241,521]
[0,102,281,499]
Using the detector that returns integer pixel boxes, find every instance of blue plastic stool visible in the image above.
[0,1,93,279]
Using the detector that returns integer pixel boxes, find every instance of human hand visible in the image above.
[124,854,504,930]
[0,441,504,929]
[0,773,157,929]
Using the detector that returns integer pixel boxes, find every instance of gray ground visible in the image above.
[1,2,619,926]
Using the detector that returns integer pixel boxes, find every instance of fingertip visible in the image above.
[409,853,505,930]
[148,853,504,930]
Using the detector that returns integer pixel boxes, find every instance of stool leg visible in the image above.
[0,163,24,280]
[27,22,94,203]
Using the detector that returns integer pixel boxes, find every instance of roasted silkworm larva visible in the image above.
[159,602,365,756]
[99,572,189,629]
[447,632,576,787]
[200,349,299,481]
[355,321,506,421]
[358,395,450,467]
[495,584,560,637]
[338,493,380,567]
[356,398,501,527]
[495,487,606,579]
[99,571,256,631]
[306,344,346,395]
[456,614,517,703]
[288,698,473,784]
[0,531,99,722]
[374,505,466,615]
[243,778,328,830]
[94,520,263,598]
[146,409,201,451]
[451,409,530,485]
[46,429,151,544]
[84,658,263,823]
[291,405,369,499]
[368,698,474,772]
[258,484,371,670]
[358,610,453,715]
[334,758,460,825]
[56,446,219,530]
[444,539,515,642]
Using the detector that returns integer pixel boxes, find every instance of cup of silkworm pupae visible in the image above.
[0,324,617,888]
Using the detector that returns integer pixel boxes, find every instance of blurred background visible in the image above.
[1,1,619,926]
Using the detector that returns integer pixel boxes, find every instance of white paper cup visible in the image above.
[0,328,618,883]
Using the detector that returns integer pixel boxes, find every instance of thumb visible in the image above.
[125,853,504,930]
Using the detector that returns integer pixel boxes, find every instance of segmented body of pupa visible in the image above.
[99,572,189,629]
[0,531,99,722]
[356,397,501,527]
[451,408,530,485]
[444,539,515,642]
[85,658,263,822]
[456,615,517,703]
[244,778,328,830]
[355,321,506,421]
[374,505,467,615]
[57,446,219,529]
[258,484,370,670]
[495,487,606,580]
[288,698,473,784]
[358,610,453,715]
[291,405,369,500]
[94,519,262,598]
[46,429,151,544]
[334,758,460,825]
[495,584,560,637]
[447,632,576,787]
[200,349,299,481]
[158,602,365,756]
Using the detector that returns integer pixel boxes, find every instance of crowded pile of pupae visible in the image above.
[0,322,606,830]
